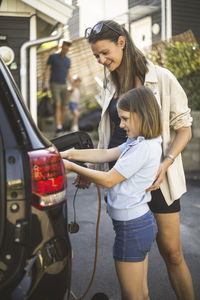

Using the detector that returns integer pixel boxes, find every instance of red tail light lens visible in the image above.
[28,146,67,209]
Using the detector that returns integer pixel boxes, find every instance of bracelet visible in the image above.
[165,154,175,164]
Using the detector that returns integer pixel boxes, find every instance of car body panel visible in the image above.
[0,56,94,299]
[0,57,71,299]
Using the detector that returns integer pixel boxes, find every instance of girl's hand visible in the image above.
[72,175,91,189]
[60,149,73,159]
[62,159,91,188]
[146,160,170,191]
[62,159,73,175]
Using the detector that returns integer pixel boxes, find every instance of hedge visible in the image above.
[148,41,200,110]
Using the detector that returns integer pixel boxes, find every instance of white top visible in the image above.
[69,87,80,103]
[107,136,162,221]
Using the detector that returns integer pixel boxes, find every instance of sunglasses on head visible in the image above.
[85,22,120,39]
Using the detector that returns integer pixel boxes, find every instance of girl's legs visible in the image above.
[143,254,150,300]
[154,212,195,300]
[115,254,149,300]
[71,109,79,131]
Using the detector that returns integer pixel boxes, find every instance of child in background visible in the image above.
[61,86,162,300]
[69,76,81,132]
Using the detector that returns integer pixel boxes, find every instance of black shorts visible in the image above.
[148,189,181,214]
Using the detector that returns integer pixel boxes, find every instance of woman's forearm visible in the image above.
[146,126,192,190]
[163,126,192,167]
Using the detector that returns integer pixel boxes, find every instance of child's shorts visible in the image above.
[69,102,78,111]
[112,210,157,262]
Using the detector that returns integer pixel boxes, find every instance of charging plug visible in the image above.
[68,222,79,234]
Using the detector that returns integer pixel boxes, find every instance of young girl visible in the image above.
[61,86,162,300]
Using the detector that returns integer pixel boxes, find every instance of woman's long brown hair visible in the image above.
[87,20,148,97]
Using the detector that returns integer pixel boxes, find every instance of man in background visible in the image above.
[43,40,72,134]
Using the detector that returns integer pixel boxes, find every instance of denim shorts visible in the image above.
[69,102,78,111]
[112,210,157,262]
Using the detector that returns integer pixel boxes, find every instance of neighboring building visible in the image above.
[68,0,128,39]
[128,0,200,50]
[67,0,200,50]
[0,0,73,122]
[68,0,80,40]
[128,0,161,50]
[171,0,200,43]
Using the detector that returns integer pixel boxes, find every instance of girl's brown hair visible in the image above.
[117,86,162,139]
[87,20,148,97]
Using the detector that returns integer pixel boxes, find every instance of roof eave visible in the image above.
[21,0,73,24]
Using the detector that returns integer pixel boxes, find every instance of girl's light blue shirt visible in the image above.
[107,136,162,221]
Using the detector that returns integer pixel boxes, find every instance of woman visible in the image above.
[84,20,194,300]
[62,86,162,299]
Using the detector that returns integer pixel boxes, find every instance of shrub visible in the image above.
[147,41,200,110]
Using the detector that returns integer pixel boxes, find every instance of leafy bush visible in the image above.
[179,70,200,110]
[80,90,101,112]
[148,41,200,110]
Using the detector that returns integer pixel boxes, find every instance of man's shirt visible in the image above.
[47,53,71,84]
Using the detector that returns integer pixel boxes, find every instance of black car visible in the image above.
[0,56,93,299]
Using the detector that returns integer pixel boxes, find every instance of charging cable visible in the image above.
[69,183,102,300]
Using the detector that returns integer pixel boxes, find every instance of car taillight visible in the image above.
[28,146,67,210]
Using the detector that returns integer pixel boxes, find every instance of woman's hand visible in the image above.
[146,159,171,191]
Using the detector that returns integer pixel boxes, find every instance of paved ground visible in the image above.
[64,176,200,300]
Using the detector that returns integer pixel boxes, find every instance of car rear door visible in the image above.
[0,66,32,293]
[0,58,73,299]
